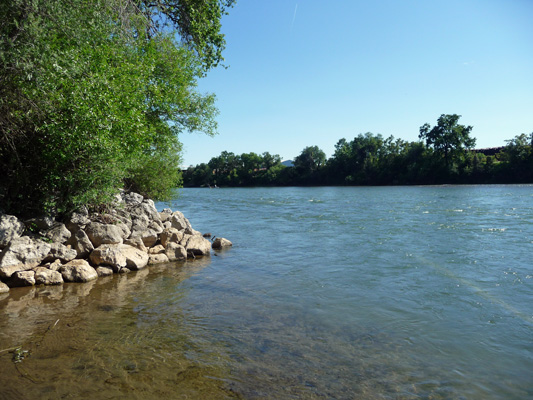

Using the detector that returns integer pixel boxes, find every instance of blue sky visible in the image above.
[181,0,533,166]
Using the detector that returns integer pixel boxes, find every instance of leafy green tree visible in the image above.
[501,133,533,182]
[419,114,476,169]
[294,146,326,177]
[0,0,229,216]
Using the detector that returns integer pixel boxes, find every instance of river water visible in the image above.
[0,186,532,399]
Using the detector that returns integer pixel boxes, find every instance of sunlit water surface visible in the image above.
[1,186,532,399]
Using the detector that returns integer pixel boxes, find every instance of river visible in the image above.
[0,185,532,399]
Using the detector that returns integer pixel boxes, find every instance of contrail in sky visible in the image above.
[291,3,298,31]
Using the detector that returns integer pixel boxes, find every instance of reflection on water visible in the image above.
[1,186,532,399]
[0,258,243,400]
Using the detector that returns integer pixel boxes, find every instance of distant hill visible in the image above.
[281,160,294,167]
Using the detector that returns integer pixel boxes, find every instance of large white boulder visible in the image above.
[89,244,127,269]
[85,222,124,247]
[0,236,51,279]
[118,244,149,270]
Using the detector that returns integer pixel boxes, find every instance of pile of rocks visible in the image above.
[0,192,232,294]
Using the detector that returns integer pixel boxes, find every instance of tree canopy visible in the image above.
[419,114,476,168]
[0,0,232,217]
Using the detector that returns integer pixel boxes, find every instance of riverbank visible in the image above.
[0,191,232,295]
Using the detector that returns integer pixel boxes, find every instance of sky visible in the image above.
[180,0,533,166]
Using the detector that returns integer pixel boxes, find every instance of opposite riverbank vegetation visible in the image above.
[183,115,533,188]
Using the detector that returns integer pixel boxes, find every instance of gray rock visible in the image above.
[89,244,127,269]
[45,259,63,271]
[148,253,170,265]
[0,281,9,293]
[130,228,158,248]
[170,211,192,232]
[165,242,187,261]
[123,237,148,253]
[0,214,25,248]
[25,216,55,231]
[179,234,192,247]
[43,243,77,263]
[71,229,94,258]
[65,209,90,233]
[44,223,71,244]
[159,209,173,223]
[212,237,233,249]
[0,236,51,279]
[60,259,98,283]
[34,267,63,285]
[185,235,212,257]
[118,244,149,270]
[8,270,36,287]
[160,228,184,248]
[85,222,124,247]
[123,192,144,205]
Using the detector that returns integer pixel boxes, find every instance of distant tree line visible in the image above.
[184,114,533,187]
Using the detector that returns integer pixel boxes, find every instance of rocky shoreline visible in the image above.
[0,192,232,294]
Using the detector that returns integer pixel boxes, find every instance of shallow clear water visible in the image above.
[1,186,532,399]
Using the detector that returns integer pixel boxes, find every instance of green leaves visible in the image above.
[0,0,221,216]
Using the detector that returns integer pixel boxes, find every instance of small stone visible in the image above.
[96,266,114,277]
[148,253,169,265]
[8,270,36,287]
[212,237,233,249]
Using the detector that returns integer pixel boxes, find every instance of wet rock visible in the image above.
[60,259,98,283]
[0,236,51,279]
[34,267,63,285]
[0,281,9,293]
[0,214,25,249]
[212,237,233,249]
[8,270,35,287]
[184,235,212,257]
[118,244,149,270]
[96,266,113,277]
[8,270,36,287]
[165,242,187,261]
[148,253,169,265]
